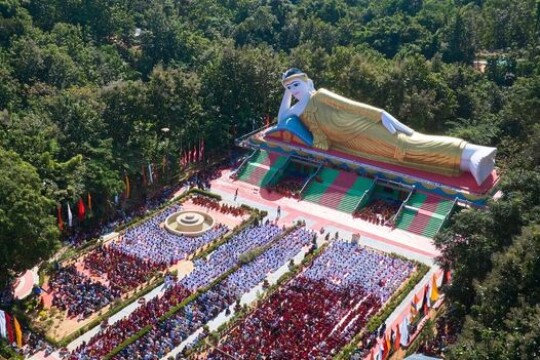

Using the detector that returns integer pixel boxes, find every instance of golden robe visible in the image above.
[300,89,467,176]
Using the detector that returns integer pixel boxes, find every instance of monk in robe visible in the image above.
[277,68,496,185]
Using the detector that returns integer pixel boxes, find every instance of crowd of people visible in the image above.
[112,204,229,265]
[180,223,282,291]
[268,176,305,199]
[112,227,313,360]
[83,246,167,293]
[190,196,246,217]
[49,265,121,318]
[69,277,191,360]
[207,241,415,359]
[51,200,232,322]
[353,200,401,226]
[69,224,286,359]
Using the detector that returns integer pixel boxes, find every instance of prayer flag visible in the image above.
[148,164,154,184]
[411,294,418,315]
[376,342,383,360]
[67,203,73,227]
[430,275,439,303]
[399,316,410,347]
[424,284,431,309]
[77,197,85,221]
[0,310,6,339]
[383,333,391,359]
[125,174,131,199]
[87,193,92,211]
[57,204,64,231]
[5,312,14,344]
[394,325,401,351]
[13,317,22,348]
[199,138,204,162]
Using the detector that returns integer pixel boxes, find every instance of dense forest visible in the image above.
[1,0,540,358]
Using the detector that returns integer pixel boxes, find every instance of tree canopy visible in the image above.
[0,1,540,355]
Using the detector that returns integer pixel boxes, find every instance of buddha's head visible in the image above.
[281,68,315,101]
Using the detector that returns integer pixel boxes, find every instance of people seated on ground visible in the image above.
[354,200,401,226]
[206,241,415,360]
[112,203,229,264]
[268,176,305,198]
[49,265,121,318]
[83,245,167,293]
[70,224,292,359]
[190,195,246,216]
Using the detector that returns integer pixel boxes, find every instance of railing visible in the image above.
[436,197,459,234]
[264,156,290,188]
[390,185,416,228]
[351,176,378,214]
[299,163,323,198]
[230,149,258,179]
[234,121,276,146]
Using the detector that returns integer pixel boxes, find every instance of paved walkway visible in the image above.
[14,267,39,300]
[212,170,438,263]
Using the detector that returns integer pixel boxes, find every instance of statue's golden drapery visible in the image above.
[300,89,467,176]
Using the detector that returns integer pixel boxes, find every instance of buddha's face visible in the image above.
[284,79,311,101]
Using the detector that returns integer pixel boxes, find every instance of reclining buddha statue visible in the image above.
[277,68,496,185]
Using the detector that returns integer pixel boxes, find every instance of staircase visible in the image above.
[395,192,456,238]
[302,168,375,214]
[303,168,341,204]
[338,176,375,213]
[236,150,287,187]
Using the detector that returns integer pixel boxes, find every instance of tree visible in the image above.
[0,147,60,289]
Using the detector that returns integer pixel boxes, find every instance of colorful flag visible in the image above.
[265,114,271,127]
[125,174,131,199]
[87,193,92,211]
[148,164,154,184]
[376,342,383,360]
[5,312,14,344]
[199,138,204,162]
[67,203,73,228]
[77,198,85,221]
[420,286,429,315]
[141,165,147,186]
[430,275,439,303]
[394,325,401,351]
[399,316,410,347]
[13,317,22,348]
[0,310,6,339]
[57,204,64,231]
[383,333,391,359]
[410,293,418,315]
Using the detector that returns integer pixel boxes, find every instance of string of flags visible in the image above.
[56,195,89,230]
[370,273,442,359]
[0,309,23,348]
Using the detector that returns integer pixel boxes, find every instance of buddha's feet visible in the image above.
[461,144,497,185]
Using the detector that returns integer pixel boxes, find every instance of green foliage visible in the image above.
[0,148,60,288]
[0,0,539,354]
